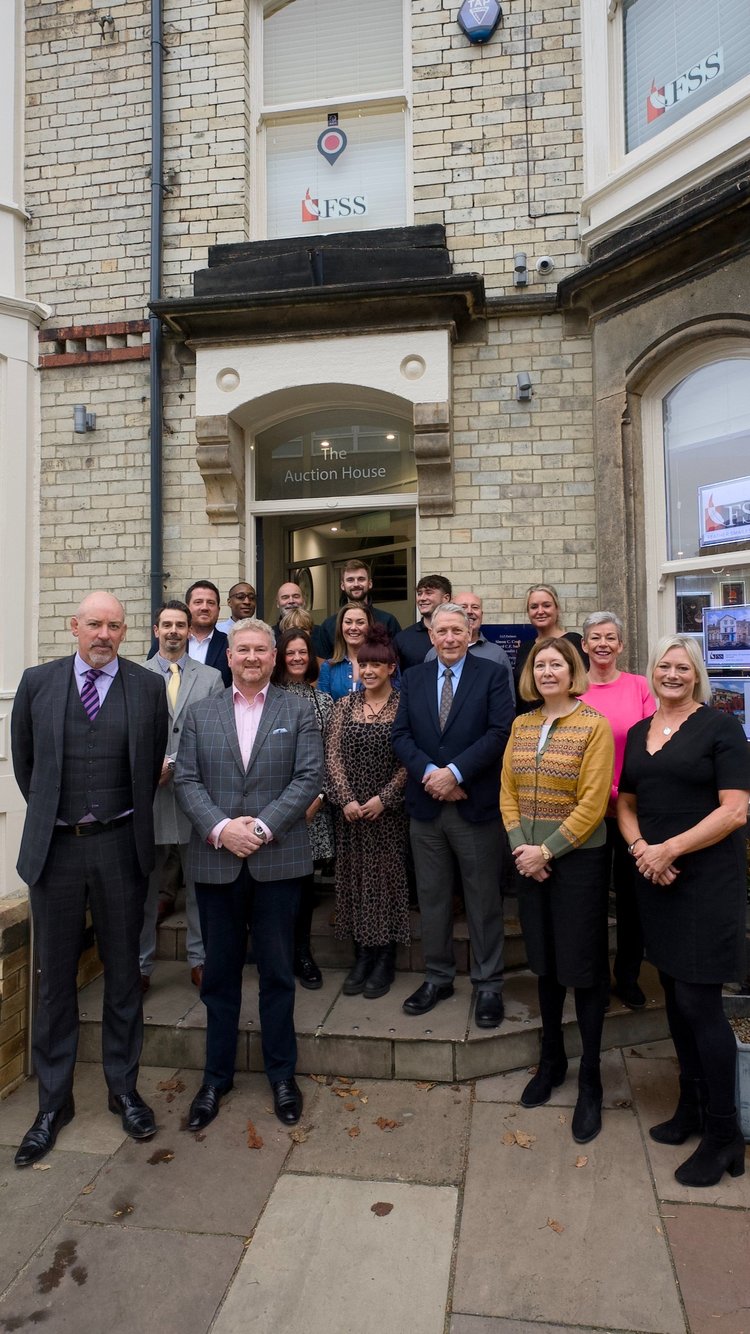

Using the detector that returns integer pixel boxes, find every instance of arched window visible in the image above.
[642,342,750,665]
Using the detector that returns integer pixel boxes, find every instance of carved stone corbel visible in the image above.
[413,401,453,516]
[195,414,245,523]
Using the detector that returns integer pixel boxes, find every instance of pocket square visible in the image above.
[272,727,289,734]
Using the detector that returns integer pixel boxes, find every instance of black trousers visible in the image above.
[605,817,644,986]
[196,865,301,1087]
[30,823,147,1111]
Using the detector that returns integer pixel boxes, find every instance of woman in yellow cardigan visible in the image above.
[501,637,614,1143]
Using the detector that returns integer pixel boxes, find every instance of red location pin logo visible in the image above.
[317,128,347,165]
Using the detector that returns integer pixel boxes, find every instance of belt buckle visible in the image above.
[73,823,83,837]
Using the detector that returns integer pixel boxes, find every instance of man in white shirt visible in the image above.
[217,582,257,634]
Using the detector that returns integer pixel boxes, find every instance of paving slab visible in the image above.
[295,1031,394,1078]
[211,1174,458,1334]
[321,970,473,1041]
[79,967,200,1028]
[453,1102,685,1333]
[68,1072,302,1236]
[0,1066,177,1157]
[475,1049,631,1107]
[172,963,347,1033]
[625,1054,750,1207]
[627,1038,679,1060]
[0,1218,243,1332]
[287,1076,471,1184]
[0,1149,103,1297]
[665,1203,750,1334]
[451,1321,605,1334]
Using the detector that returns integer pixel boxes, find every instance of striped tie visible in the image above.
[81,668,103,721]
[167,662,180,711]
[438,667,453,731]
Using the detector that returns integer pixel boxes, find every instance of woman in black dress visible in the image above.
[325,626,410,1000]
[618,634,750,1188]
[513,584,587,714]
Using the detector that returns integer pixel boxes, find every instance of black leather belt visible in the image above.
[56,813,134,838]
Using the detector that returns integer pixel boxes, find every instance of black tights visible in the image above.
[538,973,607,1072]
[659,971,737,1116]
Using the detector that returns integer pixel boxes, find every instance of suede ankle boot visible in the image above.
[521,1036,568,1108]
[674,1110,746,1188]
[649,1076,707,1145]
[572,1062,603,1144]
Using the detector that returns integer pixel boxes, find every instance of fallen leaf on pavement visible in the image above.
[289,1128,308,1143]
[347,1125,361,1138]
[246,1119,263,1150]
[308,1073,328,1084]
[371,1201,393,1216]
[629,1048,644,1058]
[359,1095,369,1104]
[546,1218,565,1234]
[333,1088,351,1098]
[575,1155,588,1168]
[336,1077,354,1086]
[558,1114,567,1125]
[655,1225,662,1235]
[113,1202,134,1217]
[156,1078,186,1093]
[344,1101,357,1112]
[374,1117,403,1131]
[32,1163,51,1172]
[614,1099,632,1109]
[80,1184,95,1195]
[502,1129,536,1149]
[349,1088,361,1096]
[415,1081,436,1091]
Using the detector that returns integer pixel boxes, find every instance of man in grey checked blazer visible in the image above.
[174,617,324,1130]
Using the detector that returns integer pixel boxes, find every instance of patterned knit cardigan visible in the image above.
[500,703,614,858]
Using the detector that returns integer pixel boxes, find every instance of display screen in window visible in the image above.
[623,0,749,152]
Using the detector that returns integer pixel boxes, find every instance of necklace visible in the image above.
[363,693,391,720]
[656,707,695,736]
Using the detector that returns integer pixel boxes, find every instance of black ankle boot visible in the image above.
[674,1110,746,1188]
[363,944,396,1000]
[649,1076,707,1145]
[294,945,323,990]
[572,1063,603,1144]
[342,944,377,996]
[521,1037,568,1108]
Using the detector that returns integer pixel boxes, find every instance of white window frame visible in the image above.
[250,0,413,240]
[641,338,750,646]
[579,1,750,253]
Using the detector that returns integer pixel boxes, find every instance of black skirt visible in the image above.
[516,845,609,988]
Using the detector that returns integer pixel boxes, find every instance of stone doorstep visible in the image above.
[76,962,670,1084]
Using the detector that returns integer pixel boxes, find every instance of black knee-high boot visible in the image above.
[294,874,322,989]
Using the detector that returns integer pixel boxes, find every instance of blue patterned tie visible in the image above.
[81,668,103,721]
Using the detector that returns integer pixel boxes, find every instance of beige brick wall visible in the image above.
[26,0,595,658]
[0,902,30,1098]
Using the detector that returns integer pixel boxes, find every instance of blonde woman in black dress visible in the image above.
[325,626,410,1000]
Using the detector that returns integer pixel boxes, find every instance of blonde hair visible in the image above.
[647,635,711,704]
[279,607,314,636]
[519,635,588,702]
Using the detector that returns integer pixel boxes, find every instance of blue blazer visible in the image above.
[391,654,513,823]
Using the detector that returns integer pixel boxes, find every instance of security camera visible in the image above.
[535,256,555,276]
[515,372,532,402]
[513,252,528,287]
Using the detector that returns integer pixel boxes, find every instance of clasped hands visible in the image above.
[634,840,680,886]
[220,816,265,858]
[343,796,384,823]
[512,844,550,882]
[422,767,466,802]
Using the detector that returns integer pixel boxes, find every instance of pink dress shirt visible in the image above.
[209,685,273,847]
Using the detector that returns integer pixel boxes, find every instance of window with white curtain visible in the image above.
[262,0,408,239]
[623,0,750,153]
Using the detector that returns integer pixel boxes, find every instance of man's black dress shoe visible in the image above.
[402,980,454,1016]
[294,952,323,990]
[187,1082,232,1132]
[474,990,505,1029]
[272,1078,303,1125]
[108,1090,157,1140]
[15,1098,75,1167]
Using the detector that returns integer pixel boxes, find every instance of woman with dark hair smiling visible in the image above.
[618,634,749,1188]
[271,628,333,989]
[317,603,375,701]
[501,636,614,1143]
[325,625,410,1000]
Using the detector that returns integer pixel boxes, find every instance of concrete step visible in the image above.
[155,887,618,976]
[77,962,670,1084]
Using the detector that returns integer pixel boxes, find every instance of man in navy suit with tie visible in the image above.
[11,592,167,1165]
[392,603,514,1028]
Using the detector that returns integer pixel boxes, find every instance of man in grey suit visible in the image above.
[174,617,324,1131]
[11,591,168,1165]
[139,600,224,992]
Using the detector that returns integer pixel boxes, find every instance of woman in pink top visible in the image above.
[580,612,655,1009]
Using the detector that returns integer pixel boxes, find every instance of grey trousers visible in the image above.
[410,806,505,991]
[140,842,205,973]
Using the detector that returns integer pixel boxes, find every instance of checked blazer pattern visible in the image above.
[174,683,324,884]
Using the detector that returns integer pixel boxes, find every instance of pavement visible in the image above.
[1,1040,748,1333]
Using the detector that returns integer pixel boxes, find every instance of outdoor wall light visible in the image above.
[457,0,503,44]
[74,405,96,433]
[516,372,533,403]
[513,253,528,287]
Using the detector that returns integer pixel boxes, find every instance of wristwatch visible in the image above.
[253,821,269,844]
[540,843,553,863]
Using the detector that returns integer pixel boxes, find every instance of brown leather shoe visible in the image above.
[140,974,151,994]
[190,965,203,988]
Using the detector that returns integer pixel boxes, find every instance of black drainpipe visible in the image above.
[149,0,165,617]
